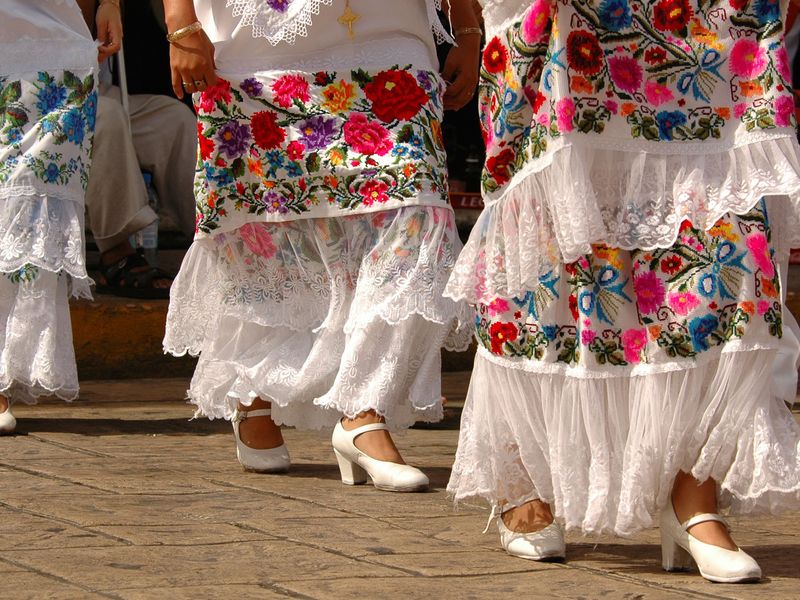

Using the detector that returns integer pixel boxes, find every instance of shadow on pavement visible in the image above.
[11,417,228,436]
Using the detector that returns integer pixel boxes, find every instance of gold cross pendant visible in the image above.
[338,1,360,39]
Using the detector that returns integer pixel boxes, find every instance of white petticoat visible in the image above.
[165,205,471,428]
[448,346,800,536]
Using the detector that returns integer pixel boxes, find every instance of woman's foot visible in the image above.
[661,472,760,582]
[671,472,736,550]
[332,411,428,491]
[0,394,16,435]
[232,397,290,473]
[341,410,404,463]
[236,397,285,450]
[497,500,565,561]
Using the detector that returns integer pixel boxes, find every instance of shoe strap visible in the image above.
[233,408,271,423]
[341,421,389,438]
[482,504,502,534]
[682,513,729,532]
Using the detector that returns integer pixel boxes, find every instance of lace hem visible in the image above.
[0,187,88,280]
[165,206,470,356]
[0,270,78,404]
[447,348,800,536]
[447,137,800,304]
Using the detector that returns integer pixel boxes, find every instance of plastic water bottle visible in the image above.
[134,171,159,267]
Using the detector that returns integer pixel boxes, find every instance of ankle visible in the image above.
[502,499,554,533]
[341,410,384,430]
[0,395,8,412]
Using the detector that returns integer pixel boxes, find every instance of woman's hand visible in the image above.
[442,34,481,111]
[169,29,218,99]
[95,1,123,62]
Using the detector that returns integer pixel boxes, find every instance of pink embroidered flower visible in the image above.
[487,298,510,316]
[667,291,700,316]
[271,74,310,109]
[197,79,232,113]
[644,80,674,106]
[621,328,647,363]
[537,112,550,125]
[343,113,393,156]
[633,271,666,314]
[734,103,748,119]
[521,0,551,44]
[239,223,277,259]
[776,47,792,82]
[581,329,597,345]
[757,300,770,315]
[774,95,794,127]
[608,55,643,94]
[746,231,775,278]
[604,100,619,114]
[730,39,768,80]
[555,97,576,132]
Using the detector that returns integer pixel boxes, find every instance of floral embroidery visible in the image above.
[194,66,448,233]
[0,71,96,190]
[479,0,795,193]
[475,202,782,366]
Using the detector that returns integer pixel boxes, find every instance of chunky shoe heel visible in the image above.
[661,532,692,571]
[331,420,429,492]
[334,449,368,485]
[232,407,290,473]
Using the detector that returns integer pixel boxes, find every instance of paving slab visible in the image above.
[0,389,798,600]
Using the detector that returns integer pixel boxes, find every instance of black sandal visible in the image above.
[95,252,173,299]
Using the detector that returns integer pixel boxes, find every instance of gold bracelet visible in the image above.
[455,26,482,37]
[98,0,121,9]
[166,21,203,43]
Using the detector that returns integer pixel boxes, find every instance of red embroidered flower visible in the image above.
[250,111,285,149]
[483,37,509,74]
[653,0,693,32]
[287,140,305,160]
[566,30,604,76]
[197,79,232,114]
[359,180,390,206]
[729,0,748,9]
[271,74,310,108]
[644,47,667,65]
[364,70,428,122]
[660,255,683,275]
[532,91,547,113]
[485,148,515,185]
[489,321,518,354]
[197,123,215,161]
[568,293,579,321]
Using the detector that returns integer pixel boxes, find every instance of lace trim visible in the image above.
[447,137,800,304]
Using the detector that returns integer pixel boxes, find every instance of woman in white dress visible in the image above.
[162,0,479,490]
[446,0,800,582]
[0,0,121,435]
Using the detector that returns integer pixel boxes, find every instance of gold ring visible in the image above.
[182,81,194,87]
[194,80,205,87]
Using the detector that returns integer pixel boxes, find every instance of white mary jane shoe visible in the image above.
[487,506,566,561]
[331,420,429,492]
[660,504,761,583]
[0,404,16,435]
[232,408,290,473]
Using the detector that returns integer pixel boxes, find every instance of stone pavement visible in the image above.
[1,375,799,600]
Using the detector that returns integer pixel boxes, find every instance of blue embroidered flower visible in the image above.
[542,324,558,340]
[40,118,57,135]
[204,164,233,186]
[7,128,22,144]
[656,111,687,140]
[754,0,780,24]
[688,313,718,351]
[285,161,302,177]
[62,108,86,145]
[392,145,410,158]
[83,91,98,131]
[43,162,60,183]
[598,0,632,31]
[35,81,67,116]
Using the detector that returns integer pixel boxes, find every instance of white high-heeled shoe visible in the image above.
[331,420,429,492]
[660,503,761,583]
[485,505,566,561]
[232,408,290,473]
[0,404,16,435]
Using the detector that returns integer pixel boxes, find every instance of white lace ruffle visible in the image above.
[448,347,800,536]
[447,136,800,304]
[0,186,88,280]
[165,206,472,427]
[0,269,81,404]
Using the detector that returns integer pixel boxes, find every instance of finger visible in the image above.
[205,66,219,87]
[444,71,473,101]
[171,69,184,99]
